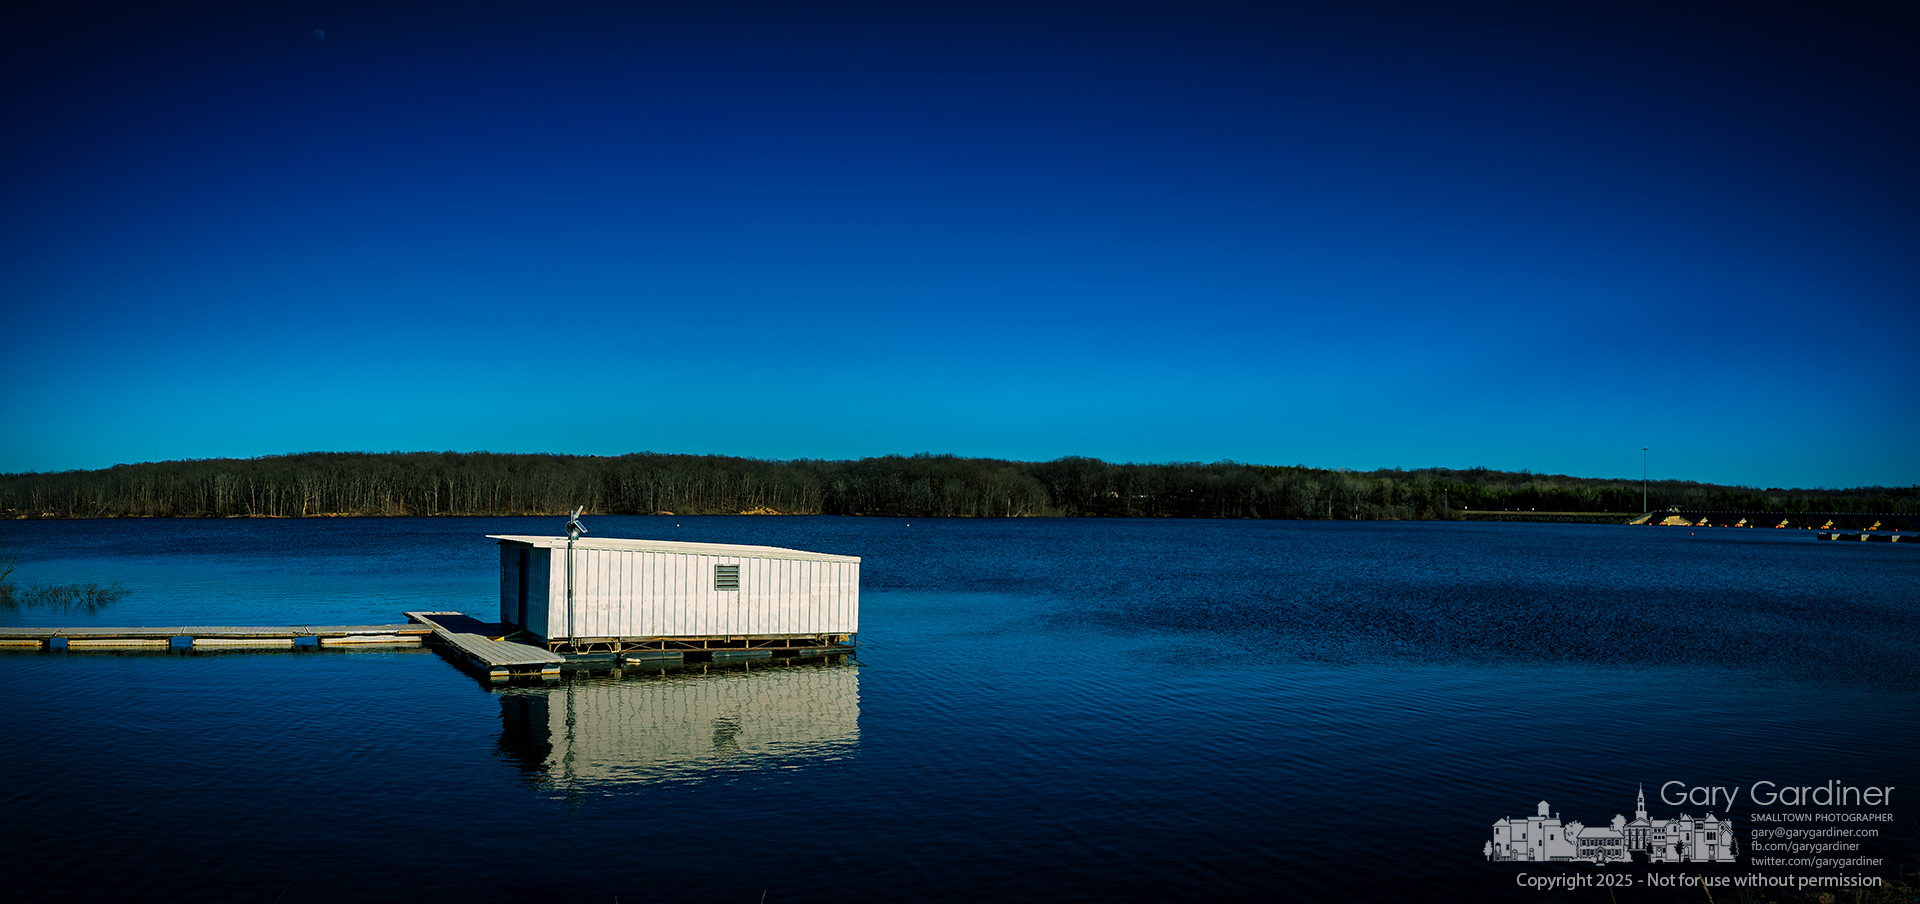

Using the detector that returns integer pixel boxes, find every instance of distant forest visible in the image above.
[1,452,1913,521]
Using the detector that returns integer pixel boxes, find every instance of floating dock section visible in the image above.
[0,624,431,649]
[1816,532,1910,543]
[0,609,843,679]
[4,615,564,683]
[405,611,564,682]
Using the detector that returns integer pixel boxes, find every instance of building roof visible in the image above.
[487,535,861,564]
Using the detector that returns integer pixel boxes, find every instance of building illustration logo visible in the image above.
[1486,786,1738,864]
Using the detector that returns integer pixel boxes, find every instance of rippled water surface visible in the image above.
[2,517,1915,902]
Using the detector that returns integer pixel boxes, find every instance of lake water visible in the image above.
[2,516,1915,903]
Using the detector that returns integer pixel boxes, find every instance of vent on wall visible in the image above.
[715,564,740,591]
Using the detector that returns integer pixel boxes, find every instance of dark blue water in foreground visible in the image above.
[2,517,1915,903]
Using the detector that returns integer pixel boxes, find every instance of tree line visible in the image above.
[0,451,1912,521]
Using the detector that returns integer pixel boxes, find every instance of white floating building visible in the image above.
[488,534,860,660]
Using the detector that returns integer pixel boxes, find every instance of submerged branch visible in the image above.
[0,580,129,614]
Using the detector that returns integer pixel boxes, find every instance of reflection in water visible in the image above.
[495,660,860,788]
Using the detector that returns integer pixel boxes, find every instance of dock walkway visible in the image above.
[0,624,430,649]
[404,611,564,682]
[1816,531,1910,543]
[0,613,792,682]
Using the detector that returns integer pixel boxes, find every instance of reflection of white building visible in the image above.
[496,663,859,786]
[1490,788,1735,864]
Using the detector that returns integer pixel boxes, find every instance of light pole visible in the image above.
[1642,447,1648,513]
[565,505,587,653]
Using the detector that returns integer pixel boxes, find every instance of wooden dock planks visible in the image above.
[0,624,433,649]
[404,611,564,682]
[4,614,562,683]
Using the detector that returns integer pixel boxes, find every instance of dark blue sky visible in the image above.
[4,0,1915,488]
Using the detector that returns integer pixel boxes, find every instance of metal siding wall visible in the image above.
[728,555,743,634]
[610,551,627,637]
[582,548,594,636]
[817,564,833,633]
[589,548,607,637]
[677,555,695,636]
[705,555,728,635]
[816,560,832,632]
[529,548,552,638]
[806,559,821,634]
[581,548,603,637]
[646,554,661,638]
[814,564,829,633]
[703,555,735,636]
[807,559,823,634]
[664,552,679,637]
[769,558,786,634]
[731,557,745,635]
[747,557,764,634]
[643,552,663,636]
[719,555,737,635]
[498,544,516,625]
[788,558,805,634]
[666,553,684,635]
[847,562,861,632]
[683,555,704,637]
[821,560,835,633]
[547,547,567,639]
[780,558,794,633]
[600,547,634,638]
[738,557,752,635]
[574,547,592,638]
[545,548,560,639]
[568,547,587,639]
[685,555,701,636]
[764,557,779,633]
[678,553,691,632]
[820,560,834,633]
[612,548,632,637]
[794,558,809,634]
[774,558,789,634]
[662,552,676,633]
[597,547,617,637]
[638,552,655,637]
[776,558,792,635]
[523,543,859,640]
[590,548,604,636]
[819,561,835,633]
[619,552,641,637]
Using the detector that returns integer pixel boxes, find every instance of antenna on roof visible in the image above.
[566,505,587,539]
